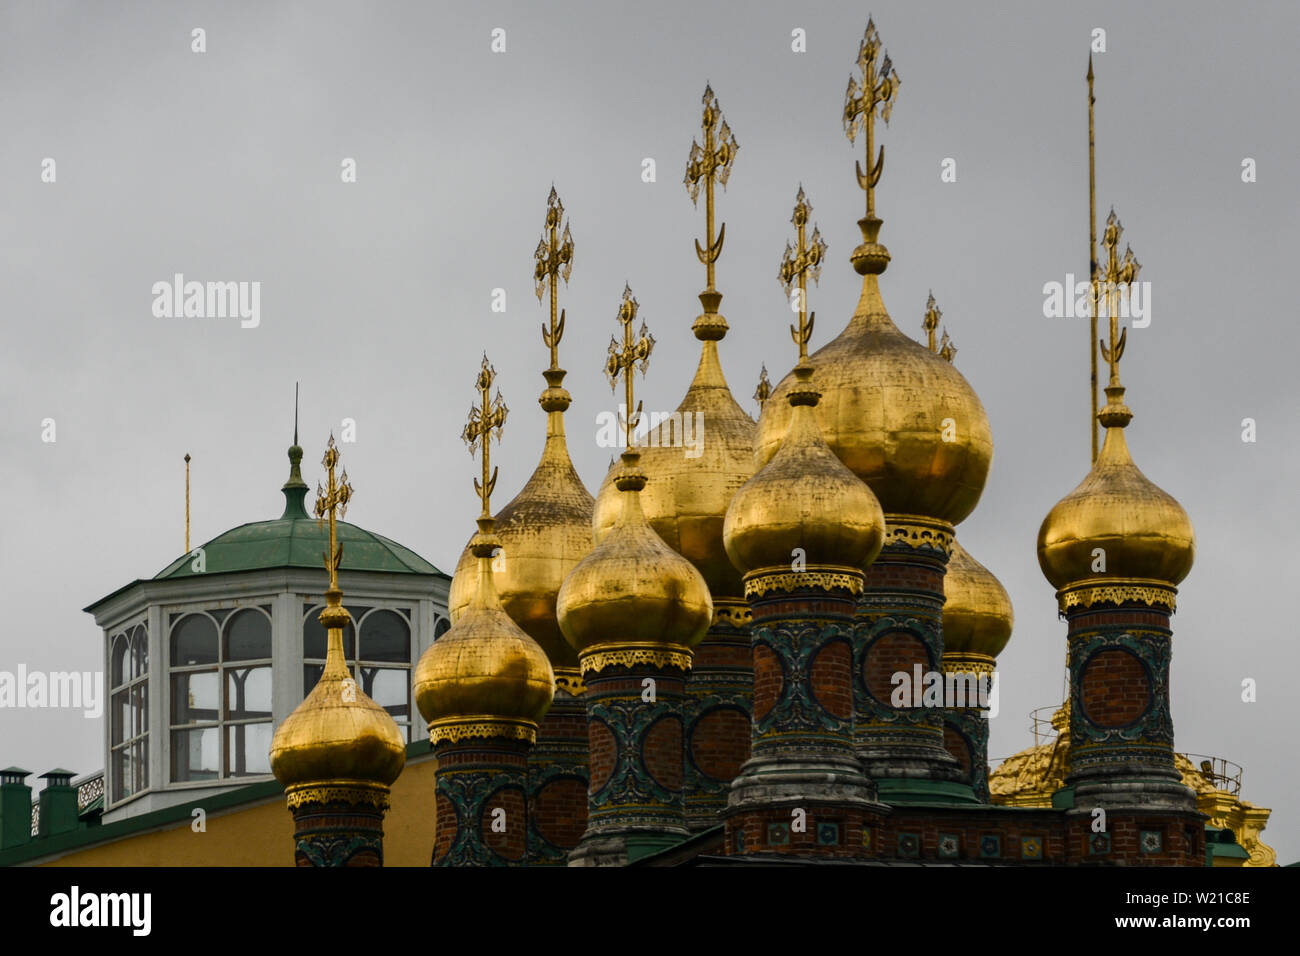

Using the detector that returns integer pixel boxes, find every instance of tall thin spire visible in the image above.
[1088,54,1100,462]
[294,381,299,446]
[184,453,191,552]
[684,85,738,340]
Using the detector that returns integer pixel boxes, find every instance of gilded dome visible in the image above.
[448,372,594,673]
[593,333,756,601]
[724,365,884,575]
[559,450,713,657]
[942,539,1013,664]
[415,523,555,732]
[755,273,992,525]
[270,603,406,789]
[1037,388,1195,591]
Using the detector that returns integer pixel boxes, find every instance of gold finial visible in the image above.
[313,435,352,593]
[922,291,942,353]
[753,364,772,411]
[939,329,957,363]
[1097,210,1139,388]
[604,284,654,450]
[1096,210,1139,429]
[844,17,900,220]
[184,453,191,553]
[684,84,738,337]
[779,186,827,365]
[1088,54,1099,463]
[462,355,509,520]
[534,186,574,372]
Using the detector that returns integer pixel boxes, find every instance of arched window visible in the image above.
[303,603,413,741]
[169,606,273,782]
[109,622,149,802]
[434,615,451,639]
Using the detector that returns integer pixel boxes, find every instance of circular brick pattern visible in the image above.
[480,785,527,861]
[643,715,684,791]
[864,631,932,705]
[532,777,588,849]
[810,638,853,719]
[1080,648,1151,728]
[690,706,751,781]
[752,643,784,722]
[588,719,617,793]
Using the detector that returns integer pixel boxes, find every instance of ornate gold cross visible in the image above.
[533,187,574,371]
[314,435,353,593]
[462,355,508,518]
[779,186,827,364]
[1097,209,1140,387]
[843,18,900,219]
[604,284,654,449]
[684,85,738,298]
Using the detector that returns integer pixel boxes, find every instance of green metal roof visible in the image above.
[153,443,441,579]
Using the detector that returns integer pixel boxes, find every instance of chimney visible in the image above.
[0,767,32,849]
[37,769,79,838]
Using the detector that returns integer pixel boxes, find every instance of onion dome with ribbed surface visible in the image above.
[942,539,1013,668]
[1038,385,1194,592]
[592,331,755,601]
[448,370,594,673]
[724,364,884,576]
[755,251,992,527]
[270,596,407,789]
[559,450,712,661]
[416,519,555,739]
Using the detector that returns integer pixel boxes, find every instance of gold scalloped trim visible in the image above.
[428,717,538,746]
[285,780,390,811]
[743,565,864,599]
[712,600,753,628]
[554,669,587,697]
[942,655,996,676]
[1058,581,1176,612]
[882,515,955,556]
[579,644,694,675]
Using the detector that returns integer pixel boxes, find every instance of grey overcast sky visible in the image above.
[2,0,1297,862]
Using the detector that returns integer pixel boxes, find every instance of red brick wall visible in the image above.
[588,720,616,792]
[810,639,853,719]
[643,716,684,791]
[864,631,932,703]
[1080,648,1151,727]
[480,785,527,862]
[752,644,783,721]
[690,707,750,781]
[943,725,972,778]
[531,777,588,849]
[434,792,457,861]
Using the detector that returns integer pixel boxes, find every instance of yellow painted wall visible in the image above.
[37,756,438,867]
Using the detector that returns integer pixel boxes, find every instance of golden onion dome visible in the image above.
[942,539,1013,665]
[559,450,713,658]
[447,370,594,673]
[270,600,406,790]
[592,316,756,602]
[1037,387,1195,591]
[724,364,884,575]
[755,269,992,526]
[415,520,555,735]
